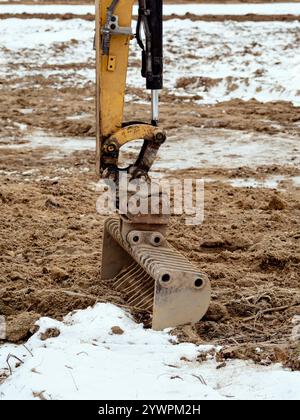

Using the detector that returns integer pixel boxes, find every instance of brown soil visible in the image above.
[1,76,300,140]
[1,141,300,368]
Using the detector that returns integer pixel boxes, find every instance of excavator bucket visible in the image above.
[101,217,211,330]
[95,0,211,329]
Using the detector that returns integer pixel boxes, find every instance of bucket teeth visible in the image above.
[114,262,154,312]
[101,217,211,330]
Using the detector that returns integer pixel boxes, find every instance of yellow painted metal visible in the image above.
[96,0,135,173]
[107,124,158,147]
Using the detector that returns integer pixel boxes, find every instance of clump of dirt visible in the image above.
[40,328,60,341]
[111,326,124,335]
[5,312,40,342]
[48,266,70,282]
[203,302,229,322]
[45,196,61,209]
[266,195,287,210]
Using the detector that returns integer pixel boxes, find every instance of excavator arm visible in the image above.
[96,0,164,180]
[95,0,211,330]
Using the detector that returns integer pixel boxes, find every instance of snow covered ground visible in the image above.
[1,18,300,105]
[0,303,299,400]
[1,3,300,16]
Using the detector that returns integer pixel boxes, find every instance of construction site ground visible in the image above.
[0,1,300,373]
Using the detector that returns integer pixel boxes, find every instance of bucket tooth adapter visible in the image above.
[96,0,211,329]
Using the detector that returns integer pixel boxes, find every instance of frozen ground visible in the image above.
[155,127,300,170]
[1,18,300,105]
[1,3,300,16]
[2,125,300,190]
[3,126,299,181]
[0,303,299,400]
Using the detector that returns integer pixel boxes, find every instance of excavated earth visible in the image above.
[0,2,300,371]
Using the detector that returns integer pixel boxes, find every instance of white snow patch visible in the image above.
[19,108,33,115]
[219,175,300,189]
[159,19,300,105]
[0,130,95,155]
[1,18,300,105]
[0,303,299,400]
[291,176,300,186]
[228,175,286,189]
